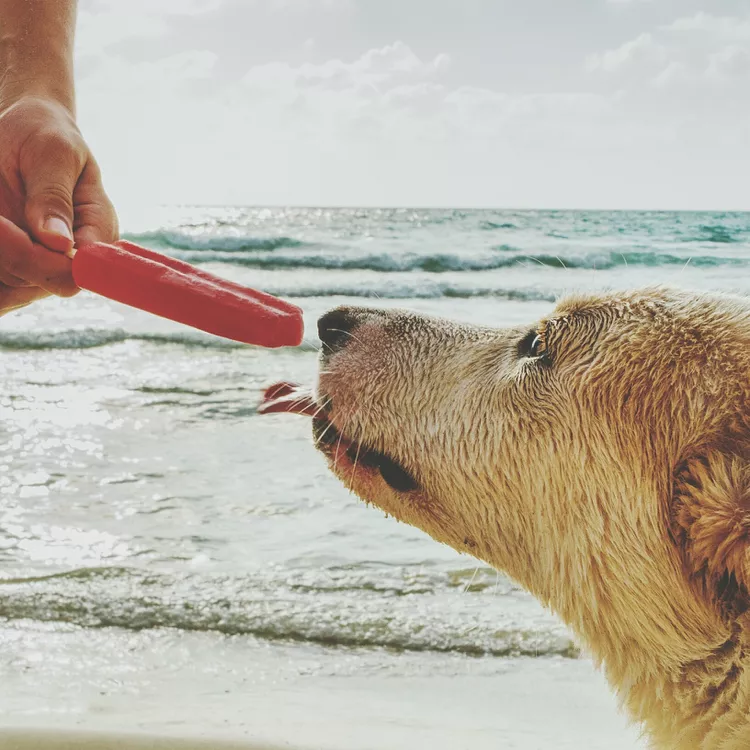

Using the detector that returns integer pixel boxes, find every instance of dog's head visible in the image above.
[262,288,750,673]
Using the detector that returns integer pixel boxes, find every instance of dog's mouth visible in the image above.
[258,382,419,493]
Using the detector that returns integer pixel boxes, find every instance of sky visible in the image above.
[75,0,750,211]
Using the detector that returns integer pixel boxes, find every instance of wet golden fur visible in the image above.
[314,288,750,749]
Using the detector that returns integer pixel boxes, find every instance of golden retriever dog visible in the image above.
[260,287,750,750]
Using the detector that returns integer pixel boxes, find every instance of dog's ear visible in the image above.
[671,450,750,616]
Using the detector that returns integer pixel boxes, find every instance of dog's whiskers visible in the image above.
[325,327,366,347]
[315,416,339,446]
[349,399,376,481]
[350,430,366,480]
[463,566,480,594]
[309,400,331,422]
[332,405,358,474]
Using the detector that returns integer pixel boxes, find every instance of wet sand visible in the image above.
[0,732,292,750]
[0,622,646,750]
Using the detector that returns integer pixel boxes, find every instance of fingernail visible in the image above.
[44,217,73,242]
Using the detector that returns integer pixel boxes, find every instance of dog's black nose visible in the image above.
[318,307,360,353]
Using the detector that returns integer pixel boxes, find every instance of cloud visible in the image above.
[666,11,750,39]
[78,40,624,209]
[706,45,750,80]
[73,7,749,212]
[587,11,750,89]
[241,41,448,93]
[586,32,666,74]
[269,0,352,11]
[76,0,223,57]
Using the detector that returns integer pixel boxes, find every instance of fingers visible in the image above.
[0,155,117,301]
[0,265,32,288]
[21,129,85,255]
[0,284,50,316]
[72,160,120,246]
[0,98,115,313]
[0,216,78,297]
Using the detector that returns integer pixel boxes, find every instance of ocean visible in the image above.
[1,207,748,748]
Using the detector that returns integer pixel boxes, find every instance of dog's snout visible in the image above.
[318,307,361,353]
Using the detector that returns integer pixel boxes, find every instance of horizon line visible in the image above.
[149,203,750,214]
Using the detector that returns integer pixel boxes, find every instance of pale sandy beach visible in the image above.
[0,732,288,750]
[0,620,645,750]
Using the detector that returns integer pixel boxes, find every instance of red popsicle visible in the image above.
[72,240,304,348]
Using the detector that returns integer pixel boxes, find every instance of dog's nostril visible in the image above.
[318,308,360,354]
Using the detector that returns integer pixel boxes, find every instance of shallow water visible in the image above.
[0,207,748,743]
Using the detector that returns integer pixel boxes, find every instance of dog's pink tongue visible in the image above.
[258,381,318,417]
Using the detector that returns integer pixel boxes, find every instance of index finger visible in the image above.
[0,216,78,297]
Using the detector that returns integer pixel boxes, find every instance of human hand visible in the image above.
[0,95,118,314]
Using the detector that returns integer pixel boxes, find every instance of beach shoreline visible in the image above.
[0,731,293,750]
[0,620,645,750]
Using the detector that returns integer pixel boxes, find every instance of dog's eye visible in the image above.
[518,330,546,359]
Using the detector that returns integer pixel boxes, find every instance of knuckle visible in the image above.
[23,135,85,182]
[85,156,103,180]
[38,127,74,150]
[104,204,120,241]
[31,181,75,208]
[74,200,120,243]
[44,128,85,160]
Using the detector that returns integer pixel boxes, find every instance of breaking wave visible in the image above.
[0,567,577,658]
[160,249,747,273]
[125,230,307,253]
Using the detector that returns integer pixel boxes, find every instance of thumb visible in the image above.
[23,141,82,255]
[72,160,119,247]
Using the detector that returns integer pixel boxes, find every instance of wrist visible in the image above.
[0,30,75,114]
[0,79,75,116]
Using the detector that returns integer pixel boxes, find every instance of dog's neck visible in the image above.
[493,480,750,750]
[544,558,750,749]
[622,625,750,749]
[547,506,750,750]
